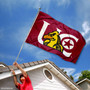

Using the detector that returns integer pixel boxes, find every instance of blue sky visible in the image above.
[0,0,90,81]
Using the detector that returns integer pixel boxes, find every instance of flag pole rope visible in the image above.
[15,8,41,62]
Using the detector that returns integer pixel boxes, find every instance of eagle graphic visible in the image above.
[43,31,63,52]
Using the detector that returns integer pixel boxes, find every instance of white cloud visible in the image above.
[81,21,90,37]
[73,0,90,45]
[86,37,90,44]
[35,50,52,60]
[0,53,24,63]
[60,67,76,76]
[73,73,81,80]
[0,0,71,11]
[60,67,82,81]
[75,0,90,20]
[56,0,70,6]
[23,43,39,53]
[81,21,90,45]
[14,24,30,43]
[0,0,50,10]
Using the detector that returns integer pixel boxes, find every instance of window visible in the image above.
[43,68,54,82]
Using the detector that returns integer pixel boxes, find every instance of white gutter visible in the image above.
[77,78,90,85]
[0,64,6,67]
[0,62,49,80]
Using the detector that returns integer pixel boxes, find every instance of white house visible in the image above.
[77,78,90,90]
[0,59,81,90]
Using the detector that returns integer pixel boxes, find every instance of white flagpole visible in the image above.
[15,8,41,62]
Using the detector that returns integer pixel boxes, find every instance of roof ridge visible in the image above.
[0,59,51,73]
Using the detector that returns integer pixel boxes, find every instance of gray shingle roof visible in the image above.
[0,60,50,73]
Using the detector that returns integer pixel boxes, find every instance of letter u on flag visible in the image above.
[25,11,86,63]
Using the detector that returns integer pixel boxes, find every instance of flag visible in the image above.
[25,11,86,63]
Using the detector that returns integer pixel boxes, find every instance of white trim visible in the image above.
[48,64,80,90]
[0,64,5,67]
[43,68,54,82]
[0,62,49,80]
[77,78,90,85]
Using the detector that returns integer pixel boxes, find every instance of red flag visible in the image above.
[26,11,86,63]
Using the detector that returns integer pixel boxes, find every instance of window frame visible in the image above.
[43,68,54,82]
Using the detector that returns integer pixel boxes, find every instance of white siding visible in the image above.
[79,82,90,90]
[0,67,73,90]
[28,67,72,90]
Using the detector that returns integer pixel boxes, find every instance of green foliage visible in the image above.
[78,70,90,80]
[70,75,74,81]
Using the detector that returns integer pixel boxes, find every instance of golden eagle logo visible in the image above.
[43,31,63,52]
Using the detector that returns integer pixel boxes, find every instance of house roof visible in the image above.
[77,78,90,85]
[0,59,82,90]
